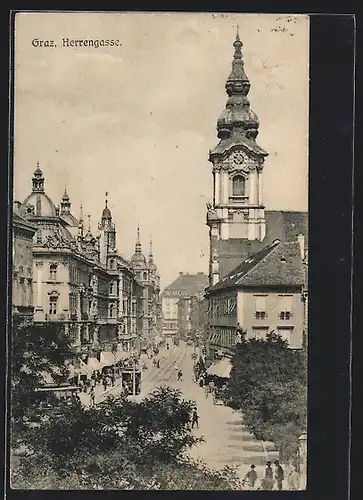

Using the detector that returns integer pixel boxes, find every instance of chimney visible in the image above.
[297,234,305,260]
[13,201,22,214]
[179,272,183,275]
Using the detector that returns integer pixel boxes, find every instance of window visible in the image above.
[109,303,115,318]
[253,327,269,340]
[109,282,114,295]
[277,327,293,344]
[49,264,57,281]
[279,295,293,320]
[232,175,246,196]
[49,296,58,315]
[254,295,267,319]
[143,272,147,281]
[109,259,115,270]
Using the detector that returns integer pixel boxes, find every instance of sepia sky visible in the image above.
[13,12,309,290]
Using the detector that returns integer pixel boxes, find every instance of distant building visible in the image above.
[205,238,307,362]
[177,292,209,342]
[161,272,208,339]
[12,207,37,316]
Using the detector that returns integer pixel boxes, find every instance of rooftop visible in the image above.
[162,272,208,296]
[208,240,305,293]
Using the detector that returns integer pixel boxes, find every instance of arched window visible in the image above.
[49,263,57,280]
[110,303,115,318]
[49,295,58,315]
[109,283,114,295]
[143,272,147,281]
[109,259,115,270]
[232,175,246,196]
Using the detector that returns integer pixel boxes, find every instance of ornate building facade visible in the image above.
[14,164,161,365]
[12,207,37,316]
[130,228,161,349]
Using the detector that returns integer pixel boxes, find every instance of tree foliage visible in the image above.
[11,316,74,440]
[224,331,307,460]
[11,387,245,490]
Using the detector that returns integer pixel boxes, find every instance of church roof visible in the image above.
[163,273,208,296]
[208,240,305,293]
[210,135,267,158]
[213,210,308,280]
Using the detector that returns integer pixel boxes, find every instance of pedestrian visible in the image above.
[102,377,108,391]
[264,461,275,490]
[191,407,199,429]
[287,465,300,490]
[243,464,258,489]
[90,388,96,407]
[157,360,160,368]
[274,460,284,490]
[199,376,205,387]
[177,370,183,381]
[111,373,115,386]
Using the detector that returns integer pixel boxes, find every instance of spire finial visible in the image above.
[149,236,153,257]
[88,214,91,231]
[79,204,84,222]
[236,24,240,41]
[135,223,141,253]
[105,191,109,208]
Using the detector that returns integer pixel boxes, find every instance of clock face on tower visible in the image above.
[230,150,246,165]
[226,150,250,173]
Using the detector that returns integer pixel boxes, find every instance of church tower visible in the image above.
[98,192,116,266]
[207,30,268,284]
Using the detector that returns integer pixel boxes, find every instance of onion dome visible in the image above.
[101,192,112,220]
[148,238,157,272]
[130,225,146,267]
[214,28,264,147]
[20,162,58,218]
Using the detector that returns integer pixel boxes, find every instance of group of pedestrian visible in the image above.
[243,461,300,490]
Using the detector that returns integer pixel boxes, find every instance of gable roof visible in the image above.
[162,273,208,296]
[208,240,305,293]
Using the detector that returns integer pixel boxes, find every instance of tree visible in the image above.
[224,332,307,461]
[11,387,245,490]
[10,315,74,442]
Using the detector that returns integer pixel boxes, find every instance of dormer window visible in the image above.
[49,263,57,280]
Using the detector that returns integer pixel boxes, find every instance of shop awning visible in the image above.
[100,351,116,367]
[87,357,102,371]
[79,359,94,377]
[114,350,129,363]
[206,357,232,378]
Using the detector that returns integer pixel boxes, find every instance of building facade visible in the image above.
[12,209,37,316]
[205,33,308,360]
[206,238,306,362]
[161,272,209,339]
[14,164,160,368]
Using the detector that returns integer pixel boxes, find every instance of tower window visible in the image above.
[49,264,57,280]
[143,272,147,281]
[232,175,246,196]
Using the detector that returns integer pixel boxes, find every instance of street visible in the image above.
[79,341,278,481]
